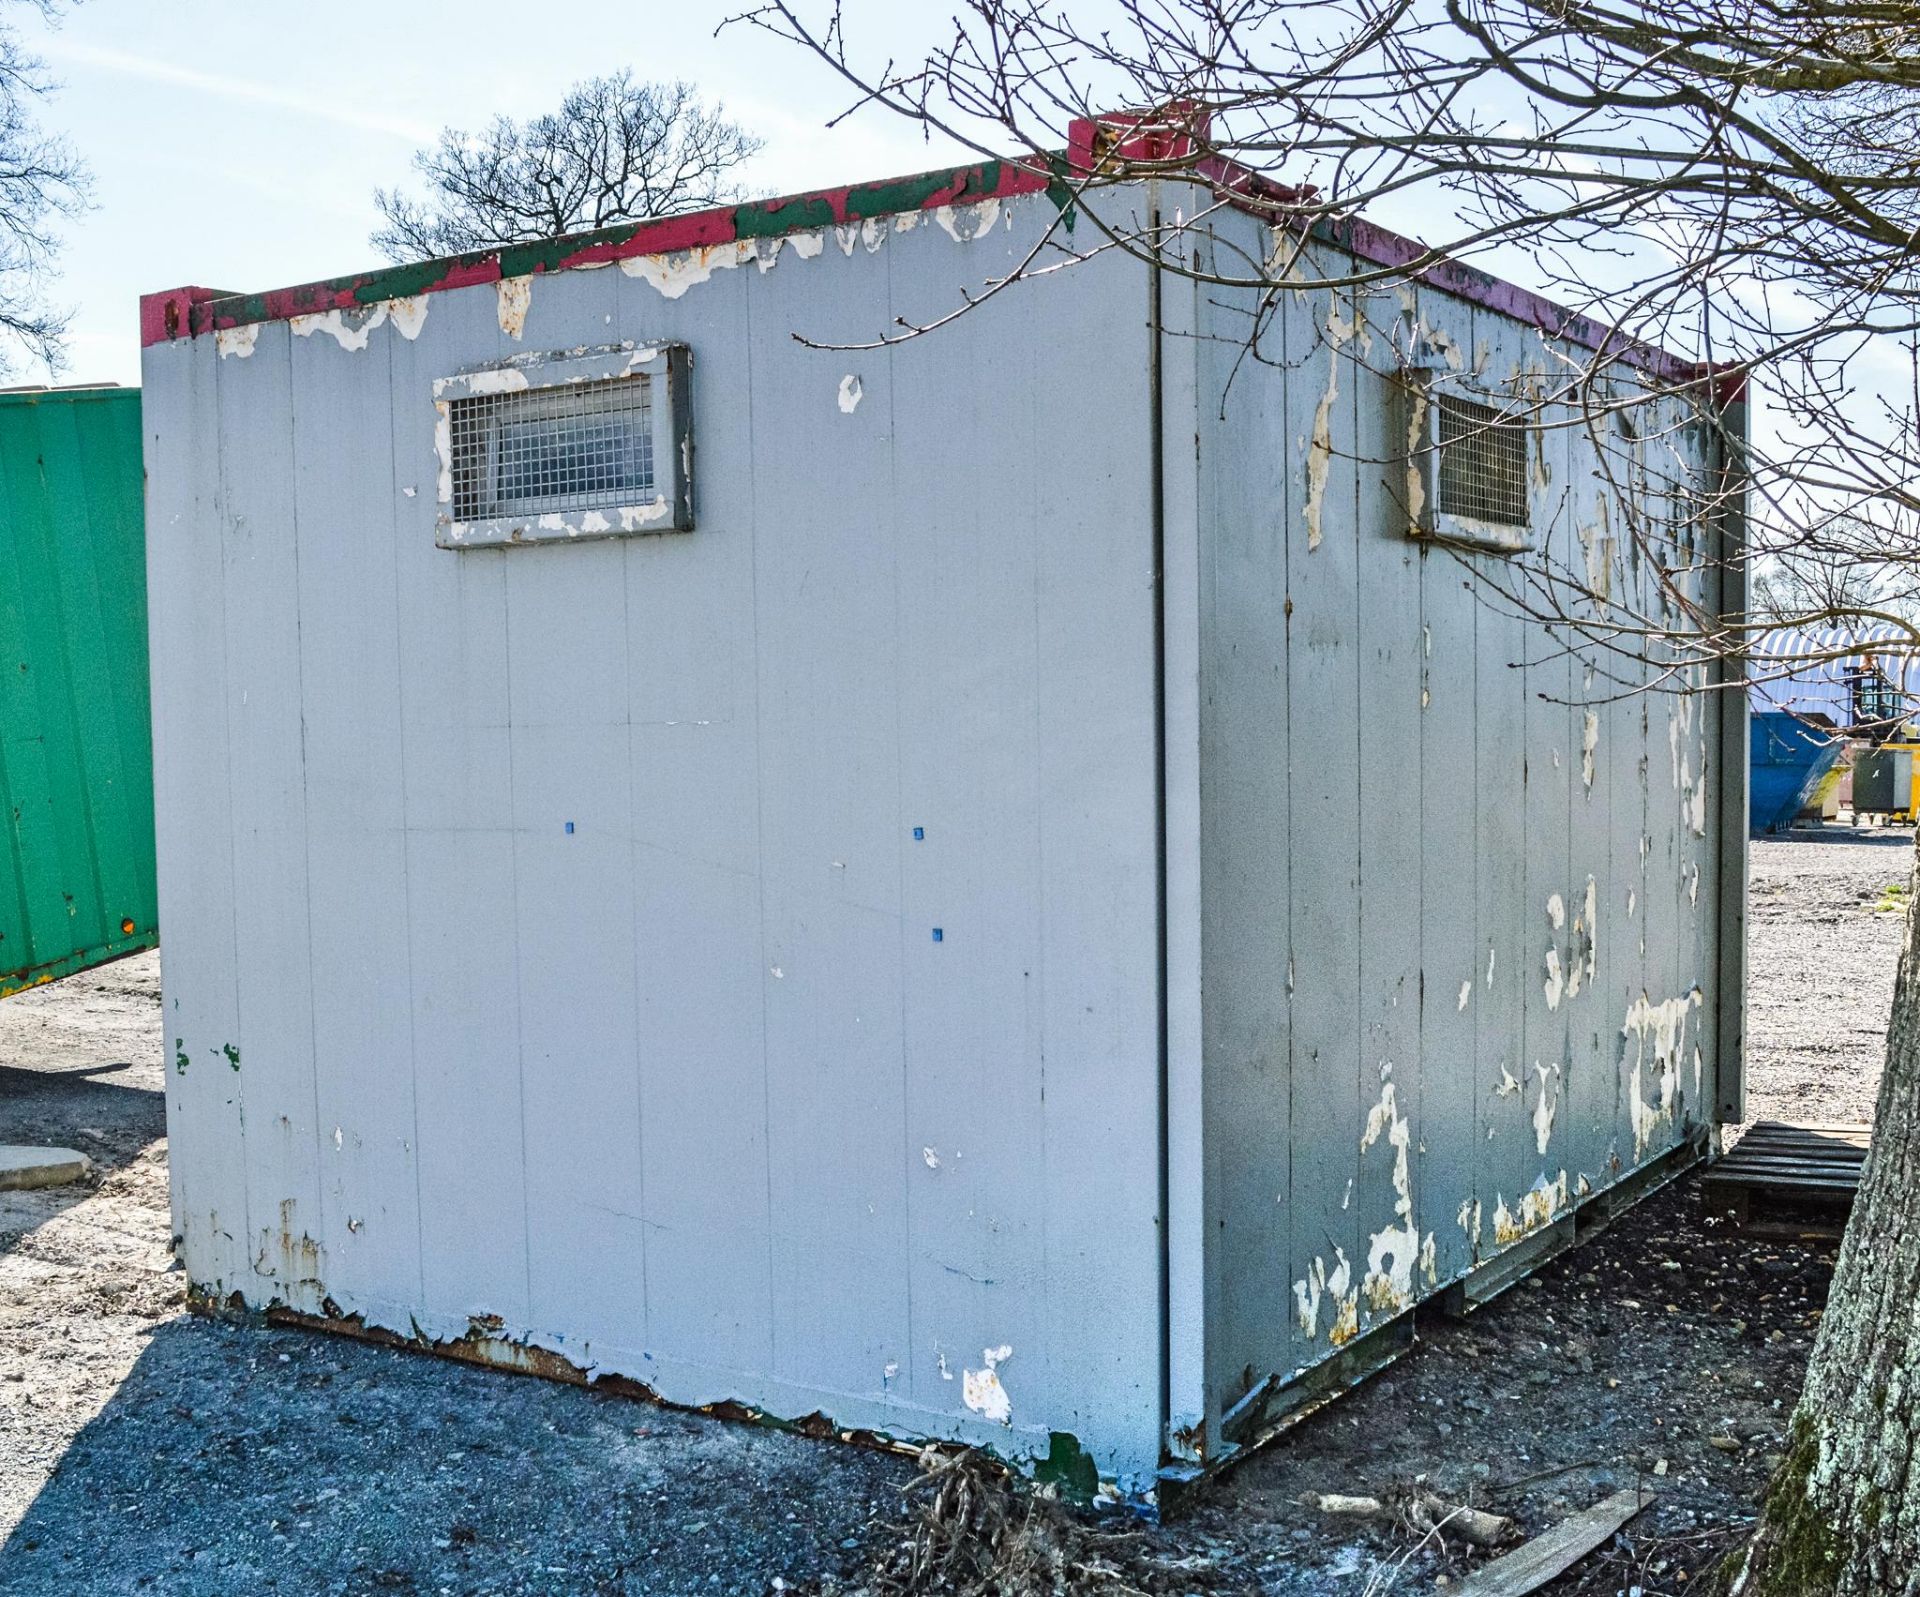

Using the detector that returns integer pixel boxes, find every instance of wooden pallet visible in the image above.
[1703,1121,1871,1235]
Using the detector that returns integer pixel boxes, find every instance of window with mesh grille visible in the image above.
[448,375,655,522]
[1435,393,1529,529]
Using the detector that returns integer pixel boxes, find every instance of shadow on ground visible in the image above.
[0,1058,166,1253]
[0,1312,912,1597]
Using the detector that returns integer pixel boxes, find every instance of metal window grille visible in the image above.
[449,375,654,522]
[1435,393,1529,529]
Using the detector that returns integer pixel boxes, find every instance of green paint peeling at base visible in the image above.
[222,1043,240,1071]
[1035,1431,1099,1504]
[174,1037,188,1075]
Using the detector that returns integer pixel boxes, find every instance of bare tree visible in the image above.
[0,0,88,374]
[371,73,762,261]
[735,4,1920,1590]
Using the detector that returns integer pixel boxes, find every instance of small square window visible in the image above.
[434,344,691,548]
[1398,375,1536,553]
[1434,394,1529,530]
[451,377,655,522]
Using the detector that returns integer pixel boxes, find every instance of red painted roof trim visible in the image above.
[142,111,1726,395]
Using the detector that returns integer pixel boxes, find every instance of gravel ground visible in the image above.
[1745,826,1909,1127]
[0,831,1906,1595]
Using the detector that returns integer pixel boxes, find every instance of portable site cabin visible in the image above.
[140,120,1746,1503]
[0,384,155,996]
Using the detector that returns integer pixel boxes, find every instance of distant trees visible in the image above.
[371,73,761,261]
[0,0,88,373]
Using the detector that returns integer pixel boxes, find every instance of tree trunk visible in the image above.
[1725,833,1920,1595]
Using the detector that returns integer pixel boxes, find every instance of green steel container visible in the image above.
[0,385,155,995]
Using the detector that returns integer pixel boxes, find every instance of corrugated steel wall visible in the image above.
[143,194,1170,1491]
[1182,208,1733,1460]
[0,386,156,995]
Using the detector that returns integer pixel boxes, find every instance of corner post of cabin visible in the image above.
[1151,173,1217,1475]
[1712,375,1751,1125]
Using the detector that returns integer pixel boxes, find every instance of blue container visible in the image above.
[1750,711,1841,833]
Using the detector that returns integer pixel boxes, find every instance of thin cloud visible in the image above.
[42,39,437,145]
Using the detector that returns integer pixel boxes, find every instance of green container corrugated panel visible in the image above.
[0,386,155,996]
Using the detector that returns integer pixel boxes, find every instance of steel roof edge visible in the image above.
[139,153,1062,349]
[140,112,1731,399]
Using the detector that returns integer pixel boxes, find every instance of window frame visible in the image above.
[433,342,693,549]
[1397,369,1537,555]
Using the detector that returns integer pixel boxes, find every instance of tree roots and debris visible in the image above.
[790,1449,1245,1597]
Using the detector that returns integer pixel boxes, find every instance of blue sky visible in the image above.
[24,1,961,385]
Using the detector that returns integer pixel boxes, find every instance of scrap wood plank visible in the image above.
[1447,1487,1653,1597]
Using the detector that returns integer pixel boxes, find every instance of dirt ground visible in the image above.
[0,830,1902,1595]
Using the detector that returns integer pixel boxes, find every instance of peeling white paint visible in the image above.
[215,323,260,359]
[1582,711,1599,792]
[1403,386,1428,527]
[620,239,757,298]
[1495,1063,1521,1099]
[1458,980,1472,1011]
[1531,1063,1560,1154]
[433,403,453,507]
[448,366,531,397]
[922,1147,941,1169]
[1424,321,1465,371]
[1493,1171,1569,1245]
[1456,1197,1483,1250]
[962,1344,1014,1424]
[496,275,533,339]
[1623,987,1704,1159]
[1547,892,1565,931]
[1292,1247,1353,1340]
[616,498,672,531]
[387,296,429,340]
[1544,947,1564,1010]
[1486,945,1497,988]
[934,197,1001,243]
[1359,1082,1419,1314]
[292,304,394,352]
[1567,876,1597,1000]
[838,374,864,414]
[1304,304,1355,552]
